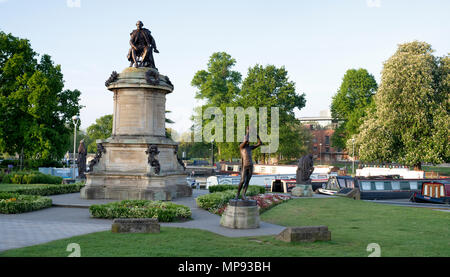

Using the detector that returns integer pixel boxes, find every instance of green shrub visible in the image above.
[1,174,12,184]
[2,182,85,196]
[0,192,52,214]
[89,200,192,222]
[209,184,265,194]
[196,187,263,214]
[1,171,62,185]
[196,190,236,211]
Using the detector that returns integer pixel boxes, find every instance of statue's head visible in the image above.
[136,21,143,29]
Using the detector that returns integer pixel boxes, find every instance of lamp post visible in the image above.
[352,138,355,175]
[211,140,214,167]
[319,143,322,164]
[72,115,80,180]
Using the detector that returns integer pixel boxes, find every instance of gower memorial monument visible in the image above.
[81,21,192,201]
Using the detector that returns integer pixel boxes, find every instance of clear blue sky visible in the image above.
[1,0,449,134]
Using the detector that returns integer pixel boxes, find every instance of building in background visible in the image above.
[300,110,347,163]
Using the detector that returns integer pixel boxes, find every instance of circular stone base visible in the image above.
[228,199,257,207]
[220,200,260,229]
[291,184,314,197]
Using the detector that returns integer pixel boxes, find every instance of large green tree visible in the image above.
[330,68,378,150]
[239,64,306,161]
[0,31,83,160]
[191,52,242,160]
[191,52,307,162]
[85,114,113,153]
[85,111,175,152]
[354,41,449,169]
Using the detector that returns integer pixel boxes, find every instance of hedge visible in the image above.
[1,171,62,185]
[0,159,65,170]
[0,192,52,214]
[196,187,262,214]
[89,200,192,222]
[209,184,266,194]
[1,182,85,196]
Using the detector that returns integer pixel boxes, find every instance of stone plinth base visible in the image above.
[81,172,191,201]
[276,226,331,243]
[220,200,260,229]
[111,218,160,233]
[291,184,313,197]
[82,67,192,201]
[81,136,192,201]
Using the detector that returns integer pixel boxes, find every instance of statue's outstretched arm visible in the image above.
[240,133,249,150]
[250,135,262,150]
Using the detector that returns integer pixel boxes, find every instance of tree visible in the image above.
[354,41,449,169]
[0,31,83,160]
[85,111,175,152]
[191,52,242,159]
[178,130,211,160]
[239,64,307,161]
[330,68,378,150]
[85,114,113,153]
[191,53,307,162]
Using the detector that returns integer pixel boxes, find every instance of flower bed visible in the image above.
[0,192,52,214]
[89,200,192,222]
[248,193,291,214]
[196,189,290,215]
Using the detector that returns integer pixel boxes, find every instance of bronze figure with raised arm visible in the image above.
[236,126,263,200]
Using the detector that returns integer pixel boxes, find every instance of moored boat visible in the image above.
[411,181,450,204]
[326,176,450,200]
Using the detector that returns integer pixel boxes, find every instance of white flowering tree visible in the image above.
[353,41,449,169]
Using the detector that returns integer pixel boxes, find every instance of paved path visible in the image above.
[0,189,297,252]
[0,208,111,252]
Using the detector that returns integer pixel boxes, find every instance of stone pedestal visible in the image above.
[291,184,314,197]
[220,199,260,229]
[276,226,331,242]
[81,67,192,201]
[111,218,160,233]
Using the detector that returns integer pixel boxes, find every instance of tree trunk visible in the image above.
[413,162,422,171]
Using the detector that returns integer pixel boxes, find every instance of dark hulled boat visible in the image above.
[411,180,450,204]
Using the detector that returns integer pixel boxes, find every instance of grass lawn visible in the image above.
[1,197,449,257]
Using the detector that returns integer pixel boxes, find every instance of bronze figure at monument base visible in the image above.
[296,154,314,184]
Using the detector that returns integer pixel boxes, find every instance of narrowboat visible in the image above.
[411,180,450,204]
[206,174,295,190]
[270,175,330,193]
[319,176,356,196]
[328,176,449,200]
[270,179,297,193]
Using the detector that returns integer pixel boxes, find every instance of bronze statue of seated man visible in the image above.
[127,21,159,69]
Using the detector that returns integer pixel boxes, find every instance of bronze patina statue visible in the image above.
[77,140,87,179]
[127,21,159,68]
[236,127,262,200]
[296,154,314,184]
